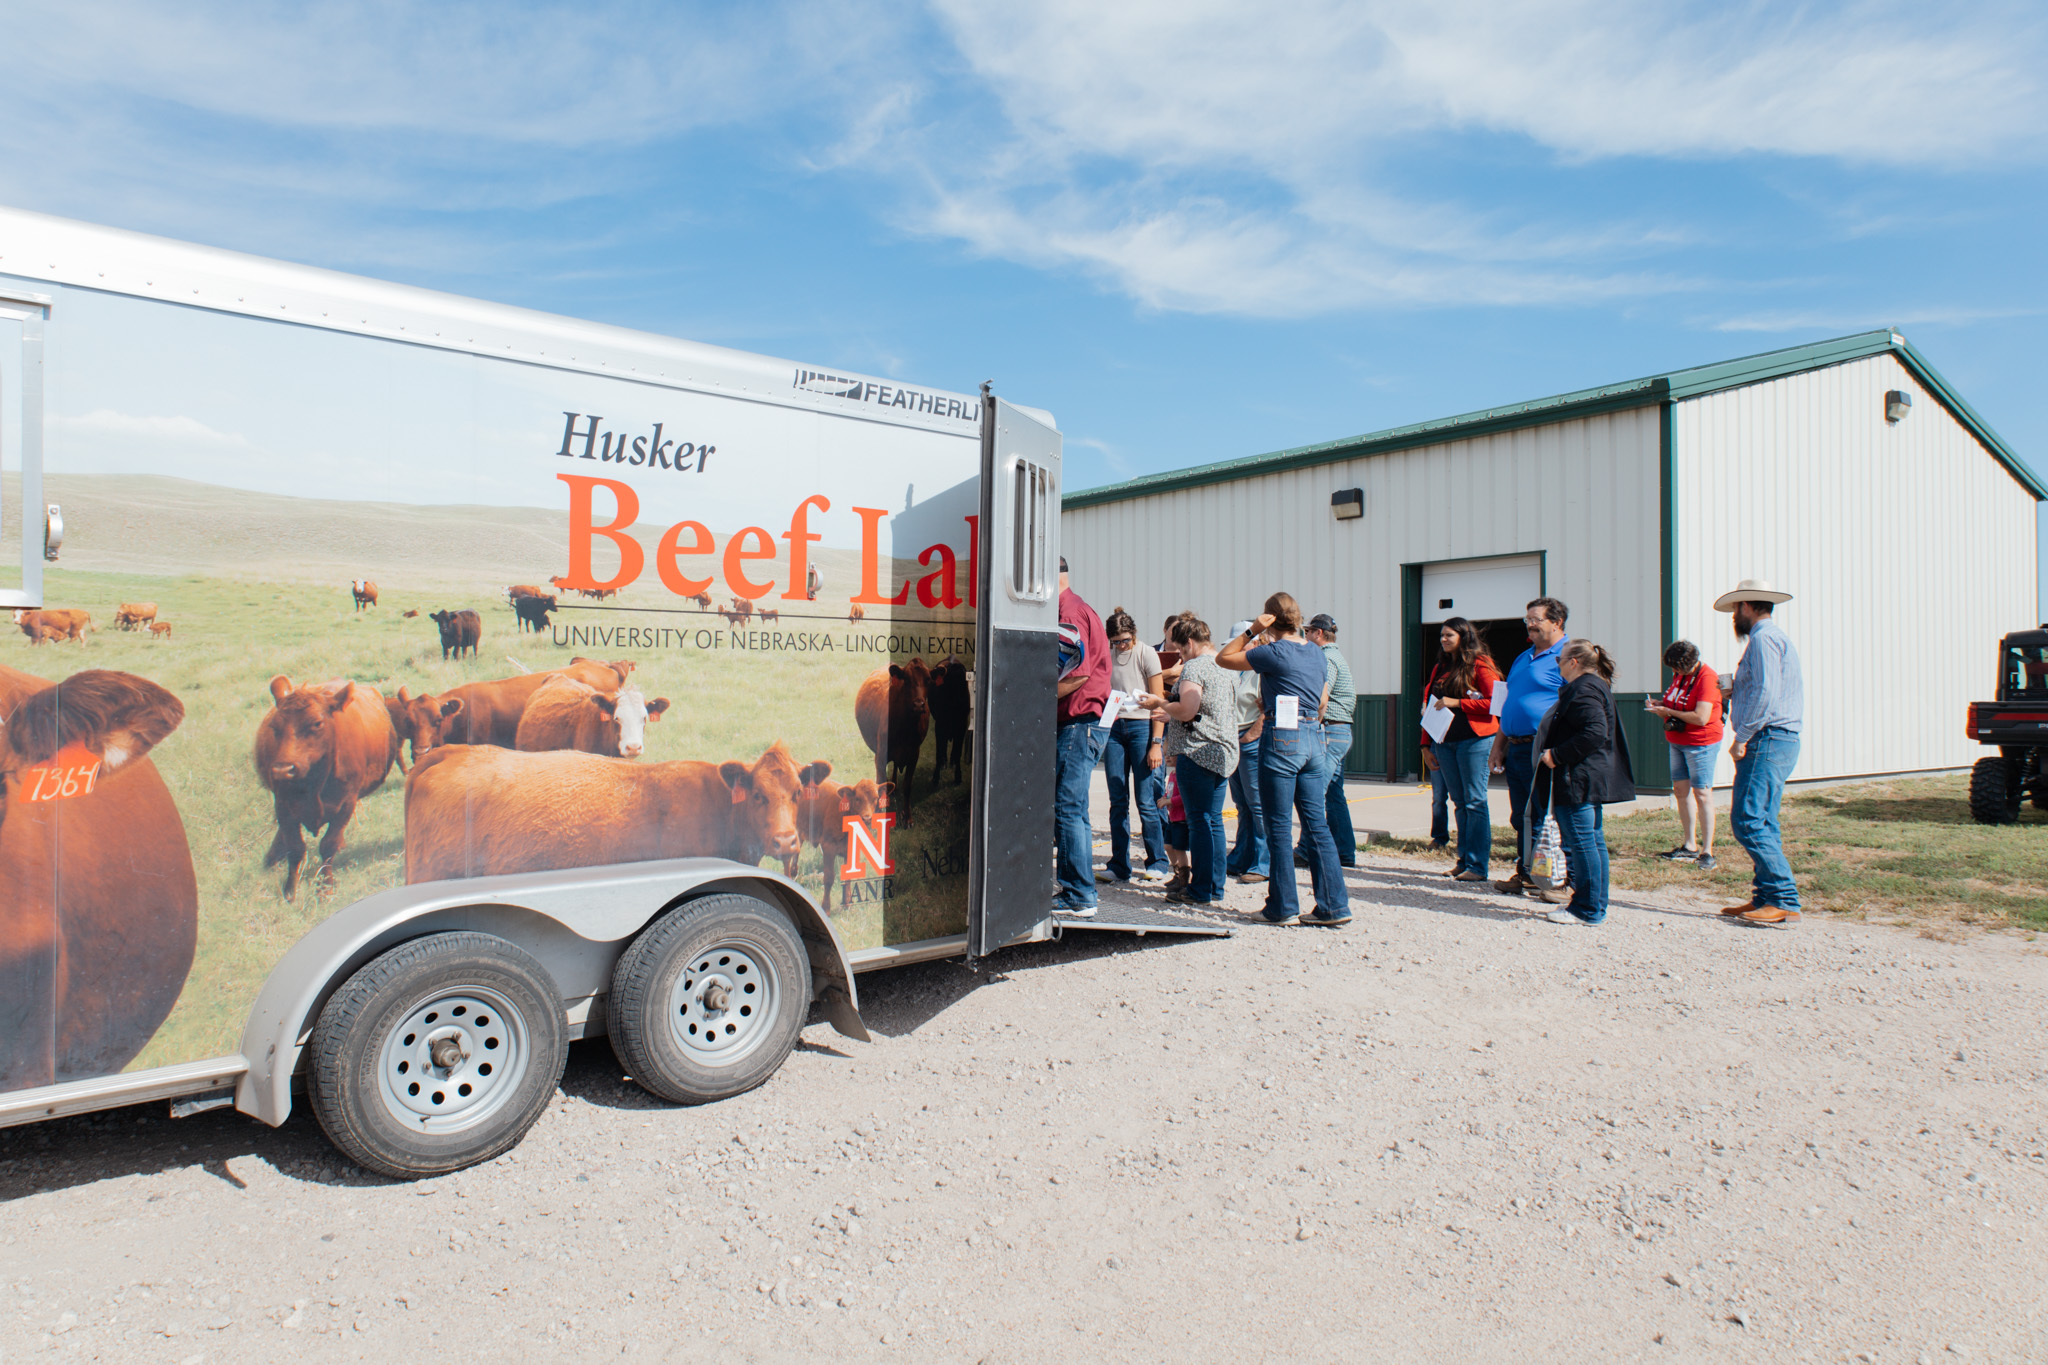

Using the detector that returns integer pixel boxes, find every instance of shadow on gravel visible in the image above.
[1344,864,1534,924]
[0,1100,390,1202]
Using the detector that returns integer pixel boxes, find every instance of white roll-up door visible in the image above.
[1419,554,1542,624]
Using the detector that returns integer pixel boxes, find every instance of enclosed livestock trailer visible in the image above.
[0,209,1194,1177]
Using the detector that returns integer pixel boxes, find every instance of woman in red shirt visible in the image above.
[1647,639,1722,869]
[1424,617,1504,882]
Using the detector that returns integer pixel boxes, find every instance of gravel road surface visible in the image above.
[4,852,2044,1363]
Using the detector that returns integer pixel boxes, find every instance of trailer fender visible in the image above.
[236,859,862,1127]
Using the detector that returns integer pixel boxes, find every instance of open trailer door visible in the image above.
[967,395,1062,957]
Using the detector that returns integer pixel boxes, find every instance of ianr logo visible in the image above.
[840,812,897,880]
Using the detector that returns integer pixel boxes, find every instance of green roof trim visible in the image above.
[1063,329,2045,508]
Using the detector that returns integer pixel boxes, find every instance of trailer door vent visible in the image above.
[1008,455,1054,602]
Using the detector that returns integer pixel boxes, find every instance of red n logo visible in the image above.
[841,812,896,879]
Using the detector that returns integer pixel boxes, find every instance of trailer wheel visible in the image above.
[1969,755,2023,825]
[608,893,810,1105]
[307,932,566,1179]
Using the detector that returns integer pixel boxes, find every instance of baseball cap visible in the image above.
[1308,613,1339,633]
[1229,619,1256,638]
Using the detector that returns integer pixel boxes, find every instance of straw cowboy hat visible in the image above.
[1713,578,1793,612]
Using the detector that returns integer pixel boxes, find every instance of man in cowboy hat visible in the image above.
[1714,579,1803,927]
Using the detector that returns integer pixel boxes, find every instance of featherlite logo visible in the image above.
[793,370,979,424]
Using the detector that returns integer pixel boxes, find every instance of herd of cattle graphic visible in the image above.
[2,578,974,1092]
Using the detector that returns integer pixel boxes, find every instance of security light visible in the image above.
[1885,390,1912,424]
[1331,488,1363,520]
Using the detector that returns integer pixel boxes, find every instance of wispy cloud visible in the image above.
[1709,305,2045,333]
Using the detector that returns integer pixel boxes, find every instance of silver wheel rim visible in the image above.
[376,985,529,1133]
[667,939,780,1067]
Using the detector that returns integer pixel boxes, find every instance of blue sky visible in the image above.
[4,0,2045,606]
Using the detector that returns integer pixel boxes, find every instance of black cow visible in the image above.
[429,608,481,660]
[929,657,970,783]
[513,594,557,634]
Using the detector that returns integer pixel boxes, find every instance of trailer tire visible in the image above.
[1969,755,2023,825]
[609,893,810,1106]
[307,932,566,1180]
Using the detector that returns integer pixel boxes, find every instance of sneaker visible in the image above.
[1696,854,1718,871]
[1236,872,1269,885]
[1543,907,1583,925]
[1132,868,1171,885]
[1095,870,1116,883]
[1660,846,1699,861]
[1740,905,1800,927]
[1535,886,1571,905]
[1254,908,1302,926]
[1494,871,1531,896]
[1452,869,1487,882]
[1057,902,1097,919]
[1304,911,1354,927]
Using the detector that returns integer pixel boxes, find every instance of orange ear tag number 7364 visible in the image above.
[16,742,103,804]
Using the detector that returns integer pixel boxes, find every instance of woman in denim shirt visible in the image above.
[1218,592,1351,927]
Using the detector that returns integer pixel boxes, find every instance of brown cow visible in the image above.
[790,765,893,912]
[388,658,636,757]
[114,602,157,630]
[757,605,779,623]
[690,591,713,610]
[854,659,931,826]
[848,603,866,624]
[147,622,173,641]
[515,676,669,758]
[402,608,420,619]
[404,740,812,883]
[351,580,378,611]
[428,608,481,659]
[253,676,400,899]
[0,666,196,1090]
[15,608,91,644]
[508,584,546,603]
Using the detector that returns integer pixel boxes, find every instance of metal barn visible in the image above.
[1060,331,2042,791]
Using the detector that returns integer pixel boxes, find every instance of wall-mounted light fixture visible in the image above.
[1885,389,1912,424]
[1331,488,1363,520]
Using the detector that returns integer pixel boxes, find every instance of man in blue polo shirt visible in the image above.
[1490,596,1570,898]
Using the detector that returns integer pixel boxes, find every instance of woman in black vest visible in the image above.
[1537,640,1635,925]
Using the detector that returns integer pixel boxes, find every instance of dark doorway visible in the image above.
[1418,618,1528,700]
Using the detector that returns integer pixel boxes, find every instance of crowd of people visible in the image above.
[1054,557,1808,931]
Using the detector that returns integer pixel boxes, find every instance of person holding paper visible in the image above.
[1424,617,1503,882]
[1219,592,1350,926]
[1098,608,1172,885]
[1054,557,1113,918]
[1647,638,1722,869]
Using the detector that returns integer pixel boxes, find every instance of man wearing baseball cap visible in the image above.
[1715,579,1803,927]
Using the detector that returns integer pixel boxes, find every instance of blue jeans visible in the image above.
[1731,727,1801,910]
[1055,721,1109,909]
[1227,731,1268,877]
[1427,754,1452,845]
[1256,721,1349,921]
[1176,755,1229,903]
[1295,722,1357,866]
[1102,717,1168,878]
[1502,739,1536,874]
[1438,736,1493,878]
[1553,798,1608,923]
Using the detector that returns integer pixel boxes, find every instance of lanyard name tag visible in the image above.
[1275,695,1300,730]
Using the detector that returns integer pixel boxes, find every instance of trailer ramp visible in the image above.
[1053,905,1232,938]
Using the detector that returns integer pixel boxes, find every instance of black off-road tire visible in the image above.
[1969,755,2023,826]
[608,893,811,1106]
[307,932,567,1179]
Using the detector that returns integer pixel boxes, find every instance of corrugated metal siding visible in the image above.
[1672,352,2039,783]
[1061,406,1665,694]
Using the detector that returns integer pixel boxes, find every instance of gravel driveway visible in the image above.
[3,852,2043,1363]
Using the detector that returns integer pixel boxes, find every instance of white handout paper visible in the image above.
[1489,681,1508,718]
[1421,700,1455,745]
[1275,695,1300,730]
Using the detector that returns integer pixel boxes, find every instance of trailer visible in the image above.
[0,209,1219,1177]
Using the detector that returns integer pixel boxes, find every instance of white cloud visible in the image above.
[52,410,252,448]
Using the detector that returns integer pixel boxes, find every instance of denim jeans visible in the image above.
[1502,739,1536,874]
[1731,727,1801,910]
[1227,731,1269,877]
[1256,720,1349,921]
[1553,798,1608,923]
[1438,736,1494,878]
[1427,757,1452,845]
[1102,717,1168,878]
[1055,720,1109,909]
[1176,755,1230,903]
[1296,722,1357,867]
